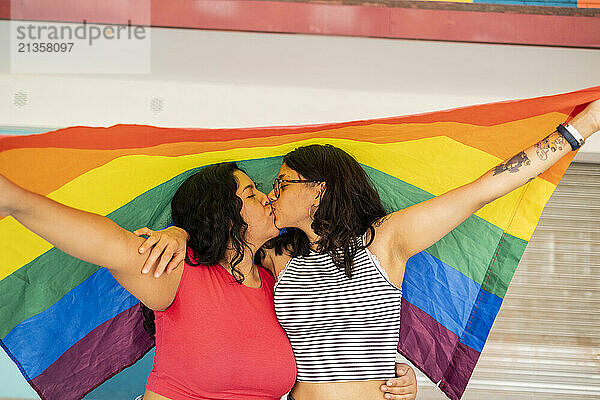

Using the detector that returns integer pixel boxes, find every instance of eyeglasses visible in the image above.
[272,177,321,198]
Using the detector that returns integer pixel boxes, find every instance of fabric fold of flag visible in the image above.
[1,86,598,400]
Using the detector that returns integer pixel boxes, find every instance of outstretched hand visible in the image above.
[585,98,600,132]
[380,363,417,399]
[133,226,189,278]
[571,98,600,139]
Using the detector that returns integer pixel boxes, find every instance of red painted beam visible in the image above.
[1,0,599,48]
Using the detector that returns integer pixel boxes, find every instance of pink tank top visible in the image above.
[146,255,296,400]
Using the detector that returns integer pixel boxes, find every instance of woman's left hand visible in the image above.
[380,363,417,399]
[570,98,600,139]
[133,226,189,278]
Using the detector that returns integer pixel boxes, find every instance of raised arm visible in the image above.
[372,99,600,270]
[0,175,182,310]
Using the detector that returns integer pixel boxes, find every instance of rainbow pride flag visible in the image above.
[1,87,598,400]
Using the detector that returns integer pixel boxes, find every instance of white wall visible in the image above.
[1,21,599,158]
[0,21,599,399]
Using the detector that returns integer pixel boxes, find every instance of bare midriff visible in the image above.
[291,380,387,400]
[142,390,171,400]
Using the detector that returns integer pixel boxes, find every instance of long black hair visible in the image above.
[142,162,251,337]
[171,162,250,283]
[259,144,387,278]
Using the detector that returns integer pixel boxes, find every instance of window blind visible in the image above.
[402,162,600,400]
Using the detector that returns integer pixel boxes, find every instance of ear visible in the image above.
[313,182,326,204]
[320,181,327,193]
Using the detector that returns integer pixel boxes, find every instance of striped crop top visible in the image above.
[273,239,403,382]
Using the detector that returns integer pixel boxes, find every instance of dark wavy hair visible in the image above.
[142,162,251,337]
[258,144,387,278]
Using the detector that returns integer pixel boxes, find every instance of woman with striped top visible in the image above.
[140,99,600,400]
[261,99,600,400]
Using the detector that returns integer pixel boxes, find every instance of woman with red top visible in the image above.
[0,162,416,400]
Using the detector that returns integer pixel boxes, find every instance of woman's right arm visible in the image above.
[135,227,291,280]
[1,175,182,311]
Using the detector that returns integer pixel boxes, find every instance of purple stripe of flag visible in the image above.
[398,298,480,400]
[30,303,154,400]
[439,342,480,400]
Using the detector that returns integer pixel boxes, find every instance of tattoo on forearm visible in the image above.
[535,132,565,161]
[493,151,531,175]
